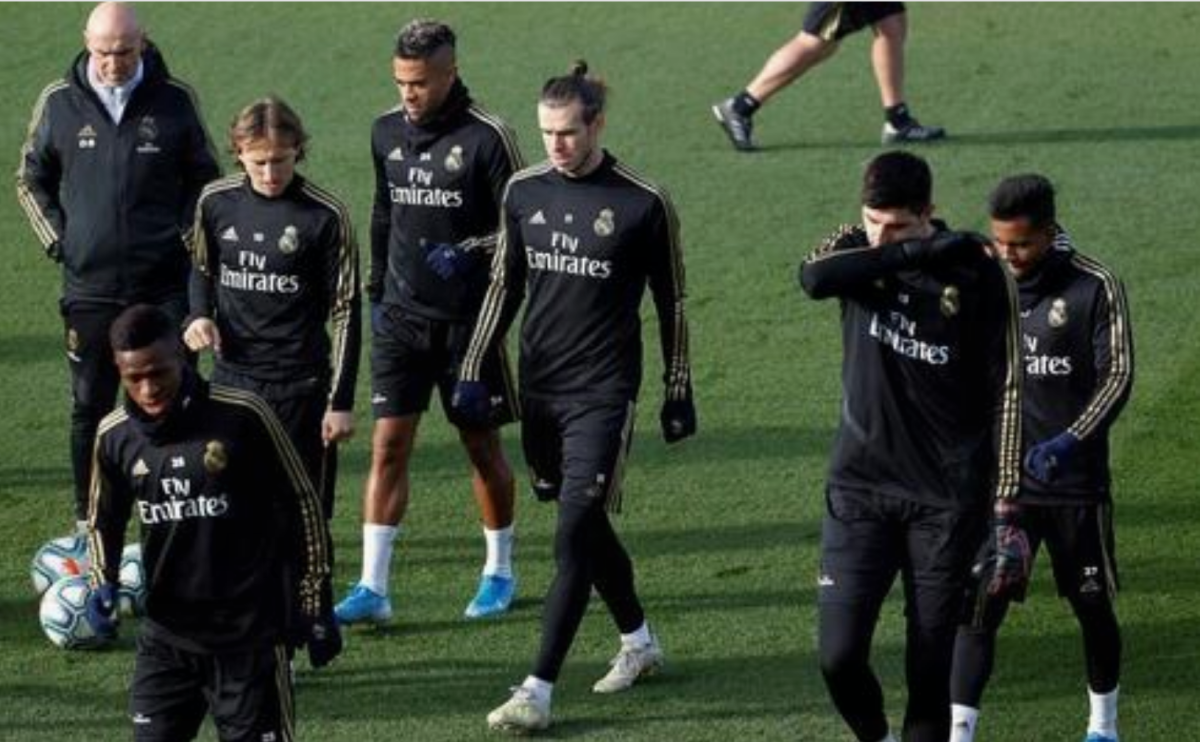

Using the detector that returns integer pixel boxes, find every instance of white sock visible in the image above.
[360,523,399,595]
[621,622,653,649]
[483,525,514,579]
[521,675,554,702]
[950,704,979,742]
[1088,685,1119,736]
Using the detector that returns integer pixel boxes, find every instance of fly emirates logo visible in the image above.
[138,477,229,525]
[867,310,951,365]
[388,166,463,208]
[526,230,612,279]
[1023,334,1072,377]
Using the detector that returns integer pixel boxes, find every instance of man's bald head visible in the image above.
[84,2,145,87]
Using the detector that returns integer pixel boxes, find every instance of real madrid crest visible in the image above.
[444,145,464,173]
[204,440,228,474]
[593,208,615,237]
[940,285,961,317]
[278,225,299,254]
[138,116,158,142]
[66,328,80,353]
[1048,297,1068,328]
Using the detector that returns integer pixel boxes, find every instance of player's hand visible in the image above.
[986,500,1031,601]
[1023,432,1079,484]
[660,387,697,444]
[899,231,990,267]
[45,240,64,263]
[423,240,472,280]
[322,410,354,444]
[305,610,343,669]
[86,582,119,641]
[183,318,222,354]
[451,380,491,427]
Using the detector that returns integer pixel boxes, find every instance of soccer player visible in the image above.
[949,175,1134,742]
[184,96,361,519]
[712,3,945,151]
[454,61,696,733]
[16,1,220,544]
[85,304,340,741]
[335,18,525,625]
[798,151,1023,742]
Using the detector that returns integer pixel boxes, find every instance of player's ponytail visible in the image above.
[541,60,608,123]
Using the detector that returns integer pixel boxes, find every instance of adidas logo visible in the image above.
[132,459,149,478]
[530,210,546,225]
[371,393,388,405]
[220,226,239,242]
[78,125,97,138]
[387,147,405,161]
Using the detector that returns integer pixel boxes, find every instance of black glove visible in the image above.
[451,380,491,427]
[660,387,697,444]
[45,240,64,263]
[897,231,989,267]
[305,610,344,669]
[85,582,119,641]
[986,500,1032,602]
[1023,431,1079,484]
[423,240,473,280]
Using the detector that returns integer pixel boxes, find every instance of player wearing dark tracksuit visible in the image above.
[16,17,220,529]
[86,305,338,742]
[799,151,1022,742]
[457,65,695,733]
[950,176,1134,742]
[187,117,361,519]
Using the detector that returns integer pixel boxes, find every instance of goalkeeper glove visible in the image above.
[660,387,697,444]
[305,608,343,669]
[1023,431,1079,484]
[986,500,1032,602]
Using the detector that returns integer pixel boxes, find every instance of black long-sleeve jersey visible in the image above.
[1016,226,1133,504]
[188,174,361,411]
[368,80,523,322]
[87,374,330,652]
[17,45,220,304]
[800,224,1023,510]
[462,153,691,405]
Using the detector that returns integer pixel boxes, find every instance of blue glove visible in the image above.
[986,500,1032,602]
[306,609,344,669]
[1023,431,1079,484]
[369,302,384,334]
[660,392,697,444]
[423,241,473,280]
[86,582,119,641]
[451,380,491,427]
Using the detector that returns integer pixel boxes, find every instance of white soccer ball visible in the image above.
[118,543,148,618]
[30,535,91,596]
[39,575,106,649]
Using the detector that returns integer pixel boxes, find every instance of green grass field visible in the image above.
[2,4,1199,740]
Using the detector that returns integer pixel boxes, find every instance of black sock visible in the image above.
[885,103,914,128]
[732,91,761,117]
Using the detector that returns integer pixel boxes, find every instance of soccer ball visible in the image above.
[30,535,91,596]
[39,575,106,649]
[118,543,148,617]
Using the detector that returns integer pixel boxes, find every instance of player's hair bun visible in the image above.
[570,60,589,77]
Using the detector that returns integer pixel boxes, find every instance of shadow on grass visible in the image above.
[751,123,1200,154]
[0,333,62,367]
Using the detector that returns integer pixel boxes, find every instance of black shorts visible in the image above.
[521,396,637,511]
[973,501,1118,602]
[129,632,293,742]
[803,2,906,42]
[62,295,189,412]
[819,487,986,627]
[370,306,517,428]
[212,367,339,518]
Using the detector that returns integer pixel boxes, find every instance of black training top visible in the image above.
[88,375,330,652]
[188,174,361,412]
[462,152,691,405]
[800,223,1023,510]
